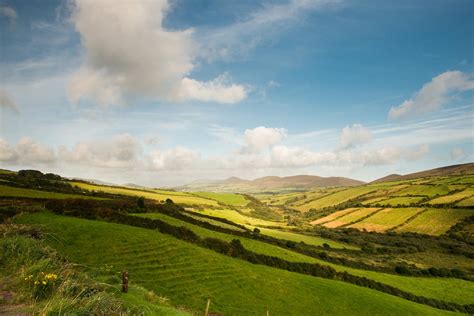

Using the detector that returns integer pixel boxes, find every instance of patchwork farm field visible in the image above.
[322,208,382,228]
[376,196,426,206]
[428,189,474,205]
[392,185,451,198]
[348,208,425,232]
[295,186,377,212]
[132,212,474,305]
[71,182,219,206]
[395,209,474,235]
[15,212,458,316]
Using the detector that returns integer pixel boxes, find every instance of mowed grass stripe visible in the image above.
[16,212,462,315]
[134,212,326,263]
[395,209,474,235]
[128,212,473,305]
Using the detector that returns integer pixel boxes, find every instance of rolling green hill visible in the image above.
[15,212,462,315]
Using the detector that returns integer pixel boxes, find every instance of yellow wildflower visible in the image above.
[42,281,47,285]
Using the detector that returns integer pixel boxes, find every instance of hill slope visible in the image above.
[372,163,474,183]
[177,175,364,193]
[16,212,458,316]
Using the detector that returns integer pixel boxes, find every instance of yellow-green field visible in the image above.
[348,208,425,232]
[322,208,382,228]
[428,188,474,205]
[376,196,426,206]
[393,185,451,198]
[192,192,250,206]
[395,209,474,235]
[71,182,218,206]
[310,208,359,225]
[295,186,377,212]
[187,208,288,228]
[0,184,100,200]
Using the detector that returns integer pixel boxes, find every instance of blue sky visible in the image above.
[0,0,473,186]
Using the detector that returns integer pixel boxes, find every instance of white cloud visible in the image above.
[360,147,401,166]
[69,0,247,106]
[389,71,474,119]
[339,124,372,149]
[450,147,465,160]
[241,126,287,153]
[150,147,200,170]
[59,134,141,168]
[0,5,17,20]
[16,138,56,164]
[0,139,18,162]
[175,74,247,104]
[0,89,19,112]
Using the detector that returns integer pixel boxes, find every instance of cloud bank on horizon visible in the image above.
[0,0,473,186]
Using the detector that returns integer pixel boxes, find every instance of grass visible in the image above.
[395,209,474,235]
[376,196,426,206]
[393,185,451,198]
[349,208,425,232]
[14,212,464,314]
[428,189,474,205]
[457,196,474,207]
[0,184,100,200]
[187,208,355,249]
[192,192,250,206]
[134,212,326,263]
[188,208,289,228]
[0,232,189,315]
[70,182,218,206]
[322,208,381,228]
[310,208,359,225]
[295,186,377,212]
[132,212,474,305]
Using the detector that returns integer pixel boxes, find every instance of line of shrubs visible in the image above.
[44,199,473,314]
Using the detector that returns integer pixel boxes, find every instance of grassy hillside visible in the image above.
[0,184,101,200]
[133,212,474,305]
[71,182,218,206]
[15,212,461,315]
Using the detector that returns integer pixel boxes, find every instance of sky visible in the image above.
[0,0,473,187]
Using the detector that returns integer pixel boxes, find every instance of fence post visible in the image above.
[204,299,211,316]
[122,270,129,293]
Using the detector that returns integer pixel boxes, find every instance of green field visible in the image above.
[349,208,425,232]
[322,208,381,228]
[0,184,100,200]
[15,212,466,314]
[457,196,474,207]
[396,209,474,235]
[295,186,377,212]
[376,196,426,206]
[187,208,354,249]
[428,189,474,205]
[192,192,250,206]
[310,208,359,225]
[71,182,218,206]
[133,212,474,305]
[393,185,451,198]
[188,208,289,228]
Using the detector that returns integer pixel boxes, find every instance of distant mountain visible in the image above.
[372,162,474,183]
[176,175,364,193]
